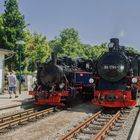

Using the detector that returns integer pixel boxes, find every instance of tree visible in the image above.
[49,37,62,55]
[49,28,86,57]
[60,28,80,45]
[60,28,83,57]
[24,31,50,71]
[126,47,140,54]
[81,43,107,59]
[0,15,4,48]
[49,28,108,60]
[2,0,26,70]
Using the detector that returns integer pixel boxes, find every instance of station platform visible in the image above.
[0,91,34,114]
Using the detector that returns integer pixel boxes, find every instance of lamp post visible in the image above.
[16,40,25,94]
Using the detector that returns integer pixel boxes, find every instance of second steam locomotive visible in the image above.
[29,54,94,106]
[92,38,140,107]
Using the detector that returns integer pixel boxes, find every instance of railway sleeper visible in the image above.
[123,111,131,114]
[118,117,126,120]
[88,125,103,130]
[100,116,112,119]
[9,121,19,126]
[0,128,9,133]
[111,126,121,131]
[37,114,43,118]
[0,124,9,130]
[19,121,29,125]
[0,108,34,119]
[96,118,108,122]
[114,123,123,127]
[29,116,36,120]
[0,108,54,132]
[19,118,28,123]
[116,120,124,124]
[91,121,105,126]
[81,129,99,135]
[75,134,93,140]
[0,112,35,123]
[107,131,118,137]
[28,118,37,122]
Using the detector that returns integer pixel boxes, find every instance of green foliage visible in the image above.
[24,31,50,71]
[0,15,4,48]
[49,37,62,54]
[81,43,107,59]
[1,0,26,70]
[49,28,108,59]
[60,28,80,45]
[16,71,32,76]
[49,28,86,57]
[126,47,140,54]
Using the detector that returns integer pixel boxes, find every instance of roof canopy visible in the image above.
[0,49,12,55]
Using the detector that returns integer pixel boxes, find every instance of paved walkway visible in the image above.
[0,91,33,109]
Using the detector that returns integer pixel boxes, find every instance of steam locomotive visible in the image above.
[92,38,140,107]
[29,54,94,106]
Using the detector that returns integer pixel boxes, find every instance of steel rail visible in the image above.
[0,107,54,130]
[92,110,121,140]
[0,108,35,123]
[59,110,102,140]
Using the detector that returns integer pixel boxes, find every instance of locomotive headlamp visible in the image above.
[59,83,65,89]
[108,42,114,48]
[132,78,138,83]
[89,78,94,84]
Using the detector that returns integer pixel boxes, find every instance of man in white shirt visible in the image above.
[7,72,18,98]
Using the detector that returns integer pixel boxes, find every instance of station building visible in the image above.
[0,49,12,93]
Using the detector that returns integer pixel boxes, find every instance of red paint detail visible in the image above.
[73,84,83,92]
[31,91,69,106]
[29,91,36,95]
[92,90,136,107]
[33,96,65,106]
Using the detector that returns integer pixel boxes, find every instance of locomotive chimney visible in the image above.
[51,52,57,64]
[110,38,119,46]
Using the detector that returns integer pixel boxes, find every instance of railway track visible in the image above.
[0,107,54,132]
[59,108,131,140]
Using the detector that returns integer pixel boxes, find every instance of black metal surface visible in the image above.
[97,51,130,82]
[36,55,94,89]
[37,63,64,86]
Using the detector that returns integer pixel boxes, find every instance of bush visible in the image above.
[16,71,32,76]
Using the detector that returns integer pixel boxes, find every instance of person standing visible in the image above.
[7,72,18,98]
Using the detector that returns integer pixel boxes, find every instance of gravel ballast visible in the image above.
[0,103,139,140]
[0,102,101,140]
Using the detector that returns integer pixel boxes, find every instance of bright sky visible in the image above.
[0,0,140,49]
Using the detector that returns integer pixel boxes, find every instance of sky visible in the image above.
[0,0,140,49]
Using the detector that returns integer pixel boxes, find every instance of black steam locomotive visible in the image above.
[92,38,140,107]
[30,54,94,106]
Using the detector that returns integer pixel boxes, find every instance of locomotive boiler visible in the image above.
[29,54,95,106]
[92,38,140,107]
